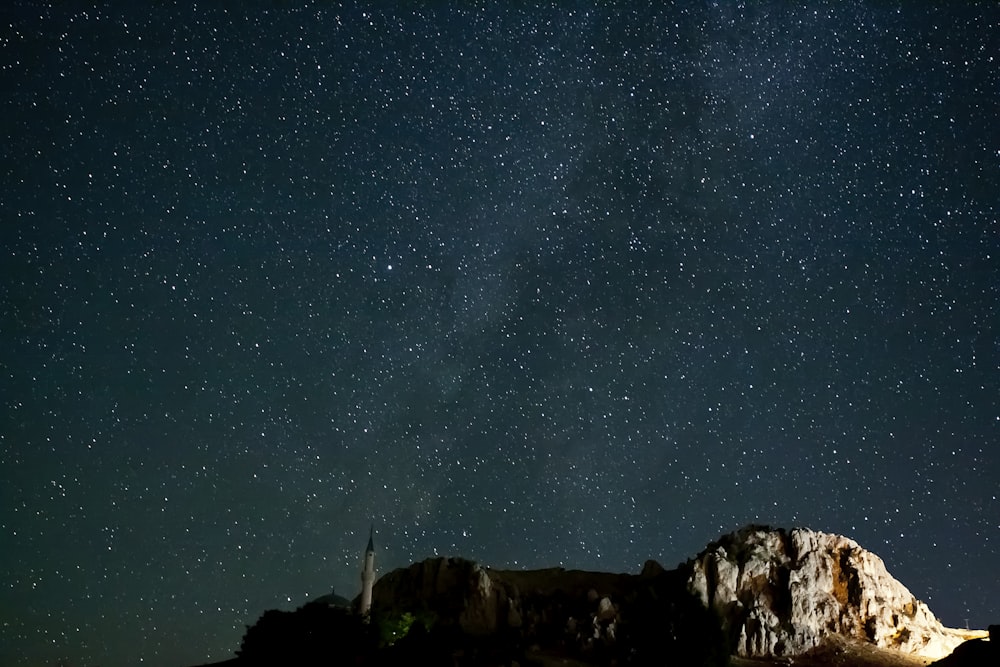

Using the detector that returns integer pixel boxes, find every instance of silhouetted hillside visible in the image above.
[197,526,991,667]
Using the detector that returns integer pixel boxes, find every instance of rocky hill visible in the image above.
[687,526,979,660]
[230,526,987,666]
[365,526,982,664]
[365,555,737,665]
[368,556,649,637]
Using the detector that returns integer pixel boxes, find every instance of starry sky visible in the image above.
[2,2,998,666]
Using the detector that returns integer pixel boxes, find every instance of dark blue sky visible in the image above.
[2,3,998,666]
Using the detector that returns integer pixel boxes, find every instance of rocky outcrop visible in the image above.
[368,557,631,638]
[366,556,727,664]
[687,525,973,660]
[360,527,980,663]
[931,624,998,666]
[368,557,521,636]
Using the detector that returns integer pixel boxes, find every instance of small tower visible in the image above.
[359,524,375,617]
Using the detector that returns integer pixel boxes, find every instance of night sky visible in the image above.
[2,3,998,666]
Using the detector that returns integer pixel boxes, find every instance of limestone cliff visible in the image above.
[686,525,972,660]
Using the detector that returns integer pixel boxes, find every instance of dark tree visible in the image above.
[237,602,376,666]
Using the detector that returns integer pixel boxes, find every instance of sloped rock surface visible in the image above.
[687,526,971,659]
[368,557,520,635]
[931,624,998,666]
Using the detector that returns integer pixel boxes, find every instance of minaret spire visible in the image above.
[359,524,376,617]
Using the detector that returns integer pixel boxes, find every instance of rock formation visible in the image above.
[367,556,646,638]
[686,525,974,660]
[349,526,981,664]
[368,557,522,636]
[366,555,729,665]
[931,624,998,666]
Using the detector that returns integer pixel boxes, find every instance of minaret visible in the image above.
[359,524,375,617]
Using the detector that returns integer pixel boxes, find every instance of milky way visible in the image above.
[2,4,998,666]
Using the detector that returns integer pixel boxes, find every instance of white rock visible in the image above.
[686,526,969,660]
[597,596,616,622]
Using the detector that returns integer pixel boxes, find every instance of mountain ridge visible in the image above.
[227,525,988,667]
[362,525,984,662]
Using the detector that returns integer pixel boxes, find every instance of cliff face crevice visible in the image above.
[686,526,970,659]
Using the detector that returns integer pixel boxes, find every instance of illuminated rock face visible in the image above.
[688,526,969,659]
